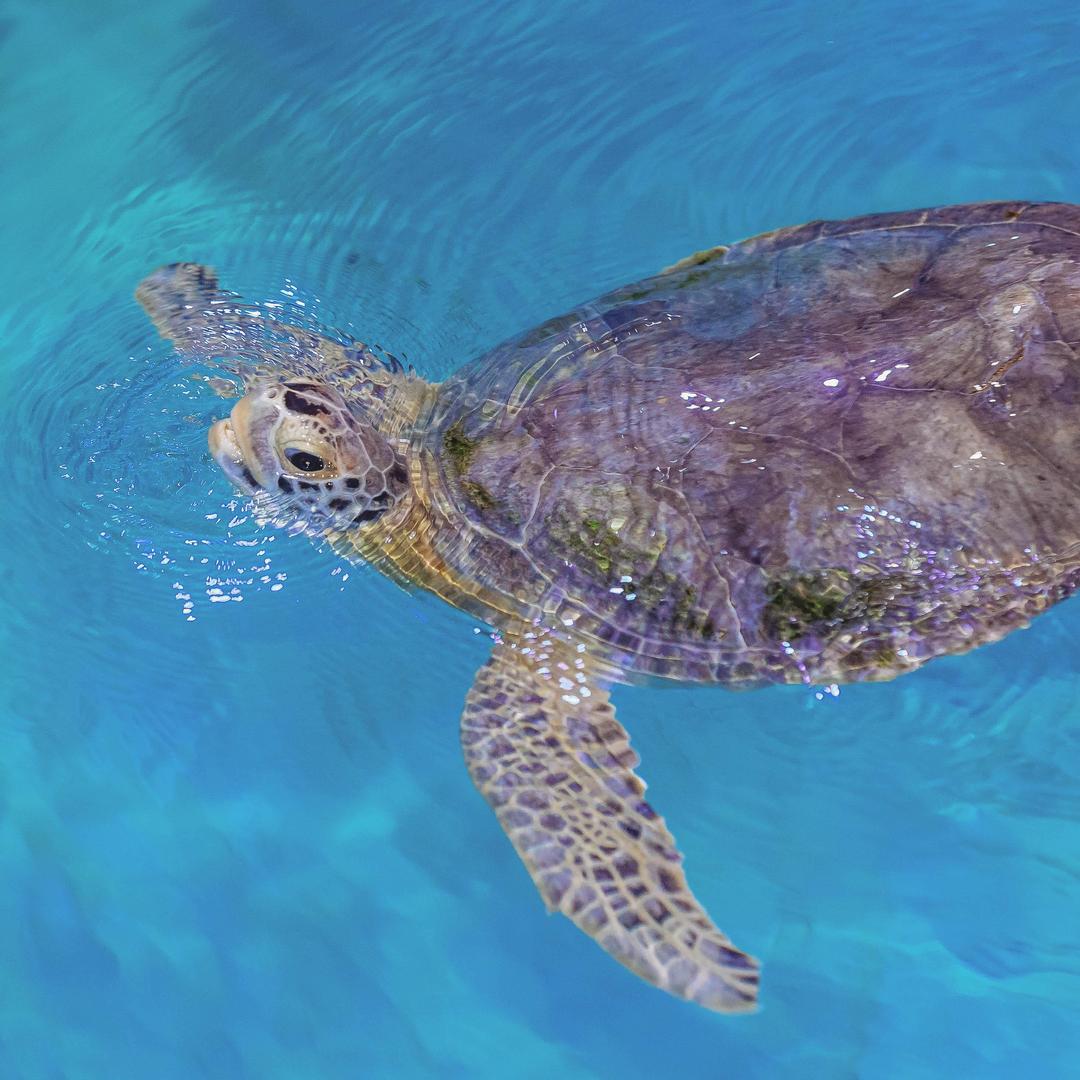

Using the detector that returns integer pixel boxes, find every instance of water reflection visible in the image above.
[4,0,1080,1072]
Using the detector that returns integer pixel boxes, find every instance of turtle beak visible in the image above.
[208,415,258,493]
[209,391,289,493]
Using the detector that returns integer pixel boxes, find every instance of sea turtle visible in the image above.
[137,200,1080,1014]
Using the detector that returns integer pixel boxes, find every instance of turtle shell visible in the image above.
[422,202,1080,685]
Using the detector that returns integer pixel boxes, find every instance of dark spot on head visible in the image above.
[353,506,387,525]
[328,498,350,511]
[277,477,294,494]
[345,477,360,489]
[390,462,408,485]
[240,466,257,488]
[369,492,392,509]
[284,390,329,416]
[298,480,317,491]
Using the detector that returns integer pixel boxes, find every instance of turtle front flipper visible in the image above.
[460,631,760,1013]
[136,263,228,343]
[135,263,355,374]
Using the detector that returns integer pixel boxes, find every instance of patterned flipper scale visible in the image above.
[461,631,759,1013]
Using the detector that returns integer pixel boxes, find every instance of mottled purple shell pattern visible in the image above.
[427,202,1080,685]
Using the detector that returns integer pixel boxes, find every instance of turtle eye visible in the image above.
[284,446,326,473]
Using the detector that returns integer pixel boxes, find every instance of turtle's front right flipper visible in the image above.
[461,631,760,1013]
[136,263,237,350]
[135,263,350,372]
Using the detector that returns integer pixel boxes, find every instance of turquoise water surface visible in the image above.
[4,1,1080,1076]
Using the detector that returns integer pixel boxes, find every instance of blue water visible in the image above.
[4,1,1080,1076]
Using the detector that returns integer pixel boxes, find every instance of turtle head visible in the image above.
[208,378,410,531]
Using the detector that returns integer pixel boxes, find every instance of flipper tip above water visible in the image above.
[135,263,226,344]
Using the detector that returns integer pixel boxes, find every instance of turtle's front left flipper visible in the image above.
[461,632,759,1013]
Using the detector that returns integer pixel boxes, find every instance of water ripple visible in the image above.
[5,0,1080,1068]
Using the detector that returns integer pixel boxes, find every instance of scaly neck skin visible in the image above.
[329,376,537,628]
[342,365,436,444]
